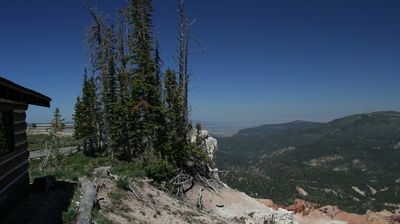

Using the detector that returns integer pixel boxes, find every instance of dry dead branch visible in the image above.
[166,169,222,200]
[128,184,155,210]
[169,170,194,198]
[196,187,204,210]
[195,173,222,198]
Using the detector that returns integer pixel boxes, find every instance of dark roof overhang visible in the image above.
[0,76,51,107]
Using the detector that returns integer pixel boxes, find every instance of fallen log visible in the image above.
[76,180,97,224]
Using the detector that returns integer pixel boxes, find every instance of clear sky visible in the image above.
[1,0,400,126]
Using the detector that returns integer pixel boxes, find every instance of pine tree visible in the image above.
[44,107,65,169]
[104,55,118,156]
[155,25,163,100]
[74,70,102,156]
[50,107,65,134]
[126,0,164,156]
[164,69,187,166]
[113,12,132,158]
[73,96,83,140]
[73,71,89,143]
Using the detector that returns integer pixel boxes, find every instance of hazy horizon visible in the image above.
[26,110,400,136]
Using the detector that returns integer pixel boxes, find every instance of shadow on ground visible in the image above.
[1,180,77,224]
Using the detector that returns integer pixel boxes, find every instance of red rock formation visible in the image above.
[286,199,319,216]
[256,198,282,210]
[257,197,399,224]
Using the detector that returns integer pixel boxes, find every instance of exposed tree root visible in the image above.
[127,184,155,210]
[167,168,222,209]
[196,187,204,210]
[105,169,155,210]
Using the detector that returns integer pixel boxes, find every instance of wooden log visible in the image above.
[76,180,97,224]
[0,102,28,111]
[13,111,26,122]
[14,122,27,135]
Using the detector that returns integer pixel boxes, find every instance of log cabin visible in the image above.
[0,76,51,218]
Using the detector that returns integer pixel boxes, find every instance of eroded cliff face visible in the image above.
[258,199,400,224]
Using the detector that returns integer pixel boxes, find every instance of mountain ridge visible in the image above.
[237,111,400,136]
[216,111,400,213]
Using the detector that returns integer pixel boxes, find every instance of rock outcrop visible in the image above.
[190,129,220,178]
[189,129,296,224]
[190,129,218,161]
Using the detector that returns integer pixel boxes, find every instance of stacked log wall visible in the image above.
[0,102,29,219]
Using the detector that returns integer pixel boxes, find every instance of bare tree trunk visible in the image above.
[178,0,188,124]
[183,27,189,123]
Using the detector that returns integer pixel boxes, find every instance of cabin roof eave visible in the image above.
[0,76,51,108]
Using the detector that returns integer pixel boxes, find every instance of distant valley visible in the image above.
[216,111,400,213]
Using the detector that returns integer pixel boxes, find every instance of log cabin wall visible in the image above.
[0,76,50,219]
[0,102,29,219]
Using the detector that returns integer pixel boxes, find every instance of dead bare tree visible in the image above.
[176,0,207,127]
[177,0,189,124]
[85,4,119,155]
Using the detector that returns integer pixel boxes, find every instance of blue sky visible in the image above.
[1,0,400,126]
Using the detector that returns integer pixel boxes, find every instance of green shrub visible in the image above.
[112,160,146,179]
[62,208,77,224]
[109,191,123,203]
[29,152,105,181]
[116,177,130,189]
[92,209,114,224]
[144,159,176,182]
[143,150,176,182]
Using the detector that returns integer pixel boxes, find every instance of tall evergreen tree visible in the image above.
[104,55,118,156]
[155,25,163,101]
[74,70,102,156]
[50,108,65,134]
[74,71,89,143]
[126,0,164,156]
[164,69,185,163]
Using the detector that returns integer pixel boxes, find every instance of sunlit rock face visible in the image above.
[190,129,219,179]
[190,129,218,161]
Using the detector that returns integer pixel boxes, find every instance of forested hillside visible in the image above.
[216,111,400,213]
